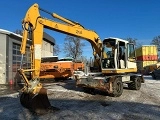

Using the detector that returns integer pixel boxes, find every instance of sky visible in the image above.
[0,0,160,59]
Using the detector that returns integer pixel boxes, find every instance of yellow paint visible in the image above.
[102,68,137,74]
[135,45,158,57]
[136,61,158,70]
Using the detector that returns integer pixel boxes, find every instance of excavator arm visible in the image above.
[20,3,102,83]
[19,3,103,114]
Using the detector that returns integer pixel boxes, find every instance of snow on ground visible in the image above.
[0,76,160,120]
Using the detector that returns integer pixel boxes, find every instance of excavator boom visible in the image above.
[19,3,103,114]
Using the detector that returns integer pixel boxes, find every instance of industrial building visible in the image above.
[0,29,55,84]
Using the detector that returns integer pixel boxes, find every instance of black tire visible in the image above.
[128,77,141,90]
[151,73,156,79]
[83,87,95,94]
[110,77,123,97]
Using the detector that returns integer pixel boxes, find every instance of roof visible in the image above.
[0,29,55,45]
[41,56,58,58]
[0,29,22,38]
[104,37,129,43]
[43,32,55,45]
[140,45,157,46]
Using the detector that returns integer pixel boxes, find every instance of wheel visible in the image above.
[110,77,123,97]
[83,87,95,94]
[128,77,141,90]
[151,73,156,79]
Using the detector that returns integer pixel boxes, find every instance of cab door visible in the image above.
[127,43,137,69]
[127,43,136,62]
[117,41,126,69]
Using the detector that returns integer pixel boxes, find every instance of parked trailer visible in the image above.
[136,61,158,74]
[135,45,158,61]
[40,57,84,80]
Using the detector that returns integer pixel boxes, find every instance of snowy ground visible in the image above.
[0,76,160,120]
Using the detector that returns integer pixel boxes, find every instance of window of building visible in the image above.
[12,43,31,72]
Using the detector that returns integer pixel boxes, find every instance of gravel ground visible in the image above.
[0,76,160,120]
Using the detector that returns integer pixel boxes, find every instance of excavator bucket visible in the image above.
[20,87,59,115]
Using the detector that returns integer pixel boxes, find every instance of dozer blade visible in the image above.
[20,87,59,115]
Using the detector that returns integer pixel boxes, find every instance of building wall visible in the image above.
[0,29,55,84]
[7,35,13,84]
[8,35,31,84]
[42,40,53,57]
[0,33,7,84]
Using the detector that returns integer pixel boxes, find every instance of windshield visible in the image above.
[102,39,116,59]
[102,39,116,69]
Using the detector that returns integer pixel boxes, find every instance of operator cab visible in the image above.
[101,37,137,74]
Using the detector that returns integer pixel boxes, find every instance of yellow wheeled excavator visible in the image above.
[18,3,144,114]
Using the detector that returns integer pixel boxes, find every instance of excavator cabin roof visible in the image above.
[103,37,129,44]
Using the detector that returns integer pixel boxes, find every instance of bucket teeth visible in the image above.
[20,88,59,114]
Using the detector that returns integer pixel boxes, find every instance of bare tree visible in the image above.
[53,44,61,56]
[14,29,23,35]
[151,35,160,51]
[125,37,142,48]
[126,37,137,44]
[63,35,85,59]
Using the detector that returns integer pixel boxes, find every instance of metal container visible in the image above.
[136,61,158,70]
[136,61,158,74]
[135,45,158,57]
[136,55,158,61]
